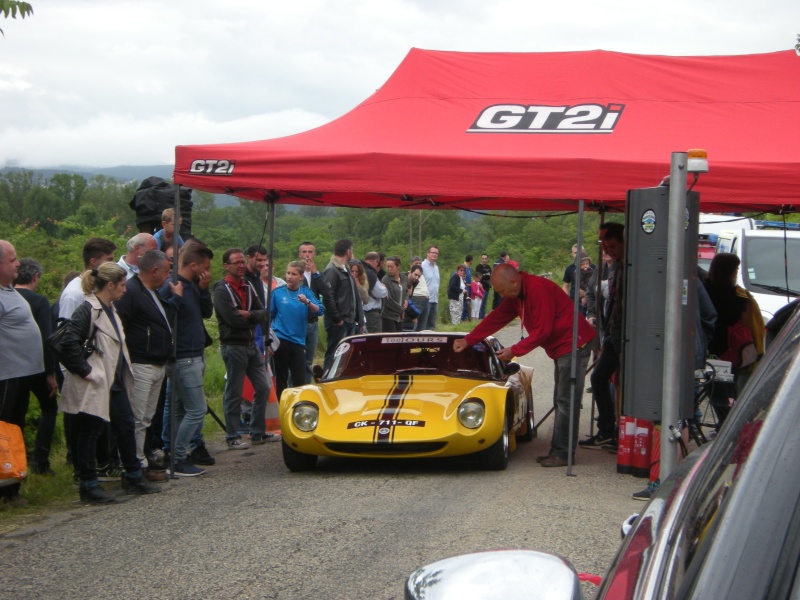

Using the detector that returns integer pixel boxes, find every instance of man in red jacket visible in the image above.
[454,264,595,467]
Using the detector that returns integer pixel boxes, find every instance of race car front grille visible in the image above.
[325,442,447,455]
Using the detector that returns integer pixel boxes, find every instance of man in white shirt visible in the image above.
[59,238,117,320]
[420,246,441,330]
[117,233,158,280]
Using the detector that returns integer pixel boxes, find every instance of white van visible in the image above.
[697,214,755,271]
[715,228,800,322]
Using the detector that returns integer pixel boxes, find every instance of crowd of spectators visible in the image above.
[1,212,508,506]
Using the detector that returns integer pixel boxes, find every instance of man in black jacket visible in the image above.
[158,240,214,477]
[474,254,492,318]
[115,250,175,483]
[322,239,359,372]
[244,244,268,307]
[214,248,277,448]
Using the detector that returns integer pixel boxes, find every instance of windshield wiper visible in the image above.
[749,283,800,296]
[394,367,439,374]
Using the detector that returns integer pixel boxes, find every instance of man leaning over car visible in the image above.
[453,264,595,467]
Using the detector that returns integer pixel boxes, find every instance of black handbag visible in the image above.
[47,317,101,364]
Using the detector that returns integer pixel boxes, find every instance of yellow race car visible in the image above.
[279,332,535,471]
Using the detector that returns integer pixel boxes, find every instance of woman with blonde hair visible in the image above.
[271,260,324,398]
[60,263,160,503]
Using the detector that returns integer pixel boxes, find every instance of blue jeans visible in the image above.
[412,296,429,332]
[171,356,208,461]
[221,344,270,441]
[323,320,358,372]
[304,320,319,384]
[550,346,591,459]
[424,302,439,330]
[479,290,489,318]
[161,374,205,455]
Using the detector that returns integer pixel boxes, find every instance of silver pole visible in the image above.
[567,199,585,476]
[168,184,180,477]
[661,152,687,481]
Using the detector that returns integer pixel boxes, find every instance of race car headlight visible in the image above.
[292,402,319,432]
[458,399,485,429]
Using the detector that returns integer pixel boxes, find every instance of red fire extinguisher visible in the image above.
[616,415,635,474]
[631,418,653,478]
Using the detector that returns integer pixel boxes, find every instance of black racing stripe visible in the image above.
[373,375,412,443]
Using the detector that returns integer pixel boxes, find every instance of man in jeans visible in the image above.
[420,246,440,330]
[214,248,278,448]
[158,240,214,476]
[362,251,387,333]
[454,264,595,468]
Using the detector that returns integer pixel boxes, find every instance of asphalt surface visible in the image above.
[0,323,650,599]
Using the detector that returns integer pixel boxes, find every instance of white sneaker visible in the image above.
[227,438,250,450]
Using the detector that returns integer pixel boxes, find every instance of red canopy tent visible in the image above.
[174,48,800,213]
[173,48,800,479]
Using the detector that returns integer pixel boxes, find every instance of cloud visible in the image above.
[2,0,798,167]
[1,108,328,168]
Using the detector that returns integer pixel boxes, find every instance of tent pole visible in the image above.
[566,199,585,476]
[589,209,607,440]
[168,184,180,477]
[661,152,688,482]
[264,192,277,332]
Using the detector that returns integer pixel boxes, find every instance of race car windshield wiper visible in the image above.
[749,283,800,296]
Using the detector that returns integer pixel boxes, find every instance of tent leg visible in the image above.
[566,200,585,476]
[168,184,182,477]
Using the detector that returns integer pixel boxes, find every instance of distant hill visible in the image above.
[1,165,240,207]
[1,164,174,184]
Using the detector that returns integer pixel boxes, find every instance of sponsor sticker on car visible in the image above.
[348,420,426,429]
[382,336,448,344]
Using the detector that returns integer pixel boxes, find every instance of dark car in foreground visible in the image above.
[406,304,800,599]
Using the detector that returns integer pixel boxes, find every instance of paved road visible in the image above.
[0,324,648,599]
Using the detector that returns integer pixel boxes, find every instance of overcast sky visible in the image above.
[1,0,797,168]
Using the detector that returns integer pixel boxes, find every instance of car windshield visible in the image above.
[325,335,495,381]
[742,236,800,296]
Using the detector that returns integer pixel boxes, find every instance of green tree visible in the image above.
[23,187,68,235]
[0,1,33,36]
[0,169,40,222]
[47,173,87,216]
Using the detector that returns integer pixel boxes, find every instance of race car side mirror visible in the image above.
[406,550,582,600]
[504,362,521,375]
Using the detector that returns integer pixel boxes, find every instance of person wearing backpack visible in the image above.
[704,253,765,424]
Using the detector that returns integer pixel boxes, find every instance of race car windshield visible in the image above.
[326,336,494,381]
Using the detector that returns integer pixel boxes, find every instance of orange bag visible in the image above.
[0,421,27,485]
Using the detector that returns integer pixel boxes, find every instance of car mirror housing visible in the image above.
[504,361,521,375]
[405,550,581,600]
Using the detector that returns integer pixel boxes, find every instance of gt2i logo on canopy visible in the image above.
[468,103,625,134]
[189,159,236,175]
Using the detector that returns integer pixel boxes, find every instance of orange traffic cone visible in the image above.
[265,362,280,434]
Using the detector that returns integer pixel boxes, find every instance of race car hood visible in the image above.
[319,374,486,419]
